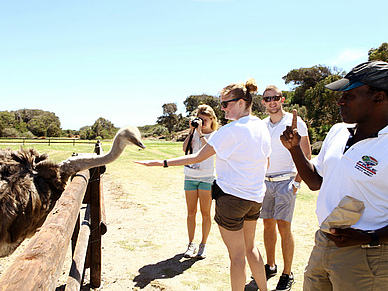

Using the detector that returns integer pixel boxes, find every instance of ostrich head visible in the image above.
[59,125,145,181]
[0,125,145,257]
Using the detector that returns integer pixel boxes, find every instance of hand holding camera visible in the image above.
[191,117,204,129]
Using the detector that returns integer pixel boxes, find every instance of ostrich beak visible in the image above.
[136,140,146,149]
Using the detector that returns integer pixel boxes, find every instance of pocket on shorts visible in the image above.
[364,245,388,279]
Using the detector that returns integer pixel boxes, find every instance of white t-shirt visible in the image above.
[207,115,271,203]
[183,131,215,180]
[312,123,388,230]
[263,112,308,175]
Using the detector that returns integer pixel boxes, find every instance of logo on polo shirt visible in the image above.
[355,155,378,177]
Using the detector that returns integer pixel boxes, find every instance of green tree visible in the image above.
[183,94,225,124]
[282,65,340,106]
[79,126,92,139]
[368,42,388,62]
[27,117,47,136]
[304,75,343,141]
[2,128,20,138]
[139,124,169,137]
[0,111,15,136]
[157,103,179,133]
[12,109,62,137]
[251,93,266,119]
[90,117,118,139]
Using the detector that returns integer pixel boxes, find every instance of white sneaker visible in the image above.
[183,242,196,258]
[196,243,207,259]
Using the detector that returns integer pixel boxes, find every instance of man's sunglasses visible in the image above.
[263,96,281,102]
[220,97,245,108]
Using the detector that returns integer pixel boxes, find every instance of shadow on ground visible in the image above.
[133,253,199,289]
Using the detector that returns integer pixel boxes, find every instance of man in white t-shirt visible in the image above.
[281,61,388,290]
[259,85,311,291]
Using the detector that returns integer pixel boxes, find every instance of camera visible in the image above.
[191,117,204,128]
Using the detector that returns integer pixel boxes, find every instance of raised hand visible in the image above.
[280,109,301,149]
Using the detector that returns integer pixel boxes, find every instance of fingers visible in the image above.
[292,109,298,130]
[134,160,157,167]
[282,125,294,140]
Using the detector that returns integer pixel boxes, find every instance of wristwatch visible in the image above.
[293,181,301,189]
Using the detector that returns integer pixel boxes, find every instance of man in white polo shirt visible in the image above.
[280,61,388,291]
[260,85,311,291]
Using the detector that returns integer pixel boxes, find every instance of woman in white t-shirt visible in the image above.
[181,104,218,259]
[135,78,270,291]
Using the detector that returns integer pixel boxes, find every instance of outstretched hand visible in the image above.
[280,109,301,149]
[134,160,163,167]
[325,228,371,247]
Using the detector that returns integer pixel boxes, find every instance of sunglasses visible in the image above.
[263,95,281,102]
[220,97,245,108]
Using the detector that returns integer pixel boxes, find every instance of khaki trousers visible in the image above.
[304,230,388,291]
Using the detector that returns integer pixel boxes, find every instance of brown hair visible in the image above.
[263,85,283,96]
[220,78,258,110]
[196,104,219,131]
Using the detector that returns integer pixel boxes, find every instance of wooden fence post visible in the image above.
[88,140,106,288]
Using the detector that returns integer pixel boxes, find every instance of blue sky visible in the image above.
[1,0,387,130]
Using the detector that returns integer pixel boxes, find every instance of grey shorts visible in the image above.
[259,178,296,222]
[214,194,262,231]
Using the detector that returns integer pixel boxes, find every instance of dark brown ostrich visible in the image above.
[0,126,145,257]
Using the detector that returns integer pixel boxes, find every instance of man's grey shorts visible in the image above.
[259,178,296,222]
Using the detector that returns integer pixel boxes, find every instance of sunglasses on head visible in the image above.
[220,97,245,108]
[263,95,281,102]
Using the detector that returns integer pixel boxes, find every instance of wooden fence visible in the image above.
[0,138,98,146]
[0,141,107,290]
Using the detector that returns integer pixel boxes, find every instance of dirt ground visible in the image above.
[0,169,317,291]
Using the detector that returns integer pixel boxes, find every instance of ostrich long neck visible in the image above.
[60,133,129,176]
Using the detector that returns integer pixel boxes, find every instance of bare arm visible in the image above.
[135,143,216,167]
[281,110,322,190]
[294,135,312,183]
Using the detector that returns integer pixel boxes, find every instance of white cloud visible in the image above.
[326,48,367,67]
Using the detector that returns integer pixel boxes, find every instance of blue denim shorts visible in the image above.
[184,179,212,191]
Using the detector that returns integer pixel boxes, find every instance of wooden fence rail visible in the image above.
[0,141,106,291]
[0,138,98,146]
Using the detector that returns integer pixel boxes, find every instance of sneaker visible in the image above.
[265,264,277,280]
[276,273,294,291]
[196,243,207,259]
[183,242,196,258]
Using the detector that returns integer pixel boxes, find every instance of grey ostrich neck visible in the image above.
[59,126,144,180]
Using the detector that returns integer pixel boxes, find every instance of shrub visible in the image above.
[2,128,20,138]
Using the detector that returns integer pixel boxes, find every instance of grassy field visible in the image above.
[1,140,319,290]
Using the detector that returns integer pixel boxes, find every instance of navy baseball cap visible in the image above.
[325,61,388,92]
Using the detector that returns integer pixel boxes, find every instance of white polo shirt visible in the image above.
[312,123,388,230]
[207,115,271,203]
[264,112,308,175]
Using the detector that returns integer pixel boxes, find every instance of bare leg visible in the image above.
[263,218,277,267]
[218,225,247,291]
[277,220,294,275]
[185,190,199,242]
[244,220,268,291]
[198,189,212,244]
